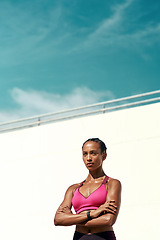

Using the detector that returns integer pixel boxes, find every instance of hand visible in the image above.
[57,205,72,214]
[102,200,117,214]
[91,201,117,219]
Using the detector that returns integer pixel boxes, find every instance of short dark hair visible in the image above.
[82,138,107,153]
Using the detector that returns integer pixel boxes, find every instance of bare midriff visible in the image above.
[75,210,113,234]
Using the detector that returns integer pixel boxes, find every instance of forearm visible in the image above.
[54,211,88,226]
[79,213,115,228]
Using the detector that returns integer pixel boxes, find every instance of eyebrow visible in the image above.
[82,149,97,152]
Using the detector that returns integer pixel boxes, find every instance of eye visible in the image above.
[91,151,97,155]
[83,152,87,156]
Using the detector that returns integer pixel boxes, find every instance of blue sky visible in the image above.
[0,0,160,122]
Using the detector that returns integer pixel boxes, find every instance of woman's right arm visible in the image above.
[54,185,89,226]
[78,179,121,228]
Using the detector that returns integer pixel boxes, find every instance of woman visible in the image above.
[54,138,121,240]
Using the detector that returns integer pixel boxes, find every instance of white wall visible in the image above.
[0,102,159,240]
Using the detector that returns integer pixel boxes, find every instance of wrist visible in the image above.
[86,211,92,220]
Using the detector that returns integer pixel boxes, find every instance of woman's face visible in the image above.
[82,141,107,171]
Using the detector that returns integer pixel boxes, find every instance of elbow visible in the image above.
[54,215,70,226]
[54,211,67,226]
[105,215,116,227]
[54,215,61,226]
[54,218,59,226]
[54,220,59,226]
[54,219,63,226]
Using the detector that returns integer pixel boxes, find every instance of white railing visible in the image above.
[0,90,160,133]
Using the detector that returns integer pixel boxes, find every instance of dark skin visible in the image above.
[54,141,121,234]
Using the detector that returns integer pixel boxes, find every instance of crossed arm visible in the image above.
[54,179,121,227]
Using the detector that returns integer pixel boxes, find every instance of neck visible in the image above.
[87,168,105,180]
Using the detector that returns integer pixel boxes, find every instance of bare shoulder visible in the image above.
[106,177,121,205]
[65,182,81,195]
[59,182,81,208]
[108,177,122,191]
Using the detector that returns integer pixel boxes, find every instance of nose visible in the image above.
[87,154,92,161]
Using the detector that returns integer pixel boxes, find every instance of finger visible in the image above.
[103,209,116,215]
[104,205,117,214]
[107,210,116,215]
[107,200,116,203]
[109,203,117,209]
[108,205,117,212]
[106,205,117,213]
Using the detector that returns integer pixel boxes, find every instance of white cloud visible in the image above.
[70,0,133,52]
[0,2,66,66]
[69,0,160,58]
[1,0,159,63]
[0,87,115,123]
[129,23,160,45]
[88,0,133,40]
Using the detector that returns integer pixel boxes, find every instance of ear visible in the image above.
[102,152,107,161]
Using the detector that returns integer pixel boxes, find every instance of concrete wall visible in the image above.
[0,102,159,240]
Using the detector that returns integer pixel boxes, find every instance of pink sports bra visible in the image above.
[72,176,109,214]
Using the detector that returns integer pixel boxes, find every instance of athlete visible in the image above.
[54,138,121,240]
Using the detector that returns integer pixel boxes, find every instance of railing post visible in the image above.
[103,104,105,113]
[38,117,41,126]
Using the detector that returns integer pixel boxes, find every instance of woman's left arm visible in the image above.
[82,179,122,227]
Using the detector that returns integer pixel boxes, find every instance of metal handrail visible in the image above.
[0,90,160,133]
[0,89,160,127]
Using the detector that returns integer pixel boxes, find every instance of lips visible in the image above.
[87,163,93,167]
